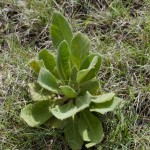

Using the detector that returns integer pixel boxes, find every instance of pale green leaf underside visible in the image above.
[28,59,45,74]
[64,117,83,150]
[78,110,104,147]
[51,101,76,120]
[38,49,56,73]
[80,54,101,82]
[91,92,115,103]
[20,100,52,127]
[90,97,122,114]
[50,11,73,49]
[86,143,97,148]
[37,68,60,94]
[75,91,91,113]
[50,92,91,120]
[71,32,90,69]
[60,85,78,98]
[28,82,52,101]
[77,56,98,83]
[57,40,71,83]
[80,53,101,72]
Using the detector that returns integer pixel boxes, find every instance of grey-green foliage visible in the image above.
[20,11,123,150]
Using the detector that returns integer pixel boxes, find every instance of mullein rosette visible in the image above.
[20,11,123,149]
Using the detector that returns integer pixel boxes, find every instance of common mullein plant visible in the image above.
[21,11,123,149]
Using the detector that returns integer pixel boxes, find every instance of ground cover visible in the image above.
[0,0,149,149]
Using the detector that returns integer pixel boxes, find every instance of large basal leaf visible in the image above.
[38,49,56,73]
[20,100,52,127]
[37,68,60,94]
[78,110,104,148]
[57,40,71,83]
[91,92,115,103]
[76,56,98,83]
[80,79,100,95]
[60,85,78,98]
[28,82,52,101]
[28,59,45,74]
[64,117,83,150]
[90,97,122,114]
[51,101,77,120]
[50,11,73,49]
[75,91,91,113]
[71,32,90,69]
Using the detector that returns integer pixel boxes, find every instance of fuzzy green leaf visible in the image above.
[60,85,78,98]
[91,92,115,103]
[51,101,77,120]
[53,67,60,79]
[69,65,78,83]
[80,79,100,95]
[38,49,56,73]
[90,97,122,114]
[28,59,45,74]
[75,91,91,113]
[80,53,101,72]
[69,65,78,89]
[78,110,104,148]
[71,32,90,69]
[77,56,98,83]
[64,117,83,150]
[20,101,52,127]
[28,83,52,101]
[57,40,71,83]
[50,11,73,49]
[37,68,60,94]
[80,54,101,81]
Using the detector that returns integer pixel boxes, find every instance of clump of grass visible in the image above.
[0,0,53,51]
[0,0,150,149]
